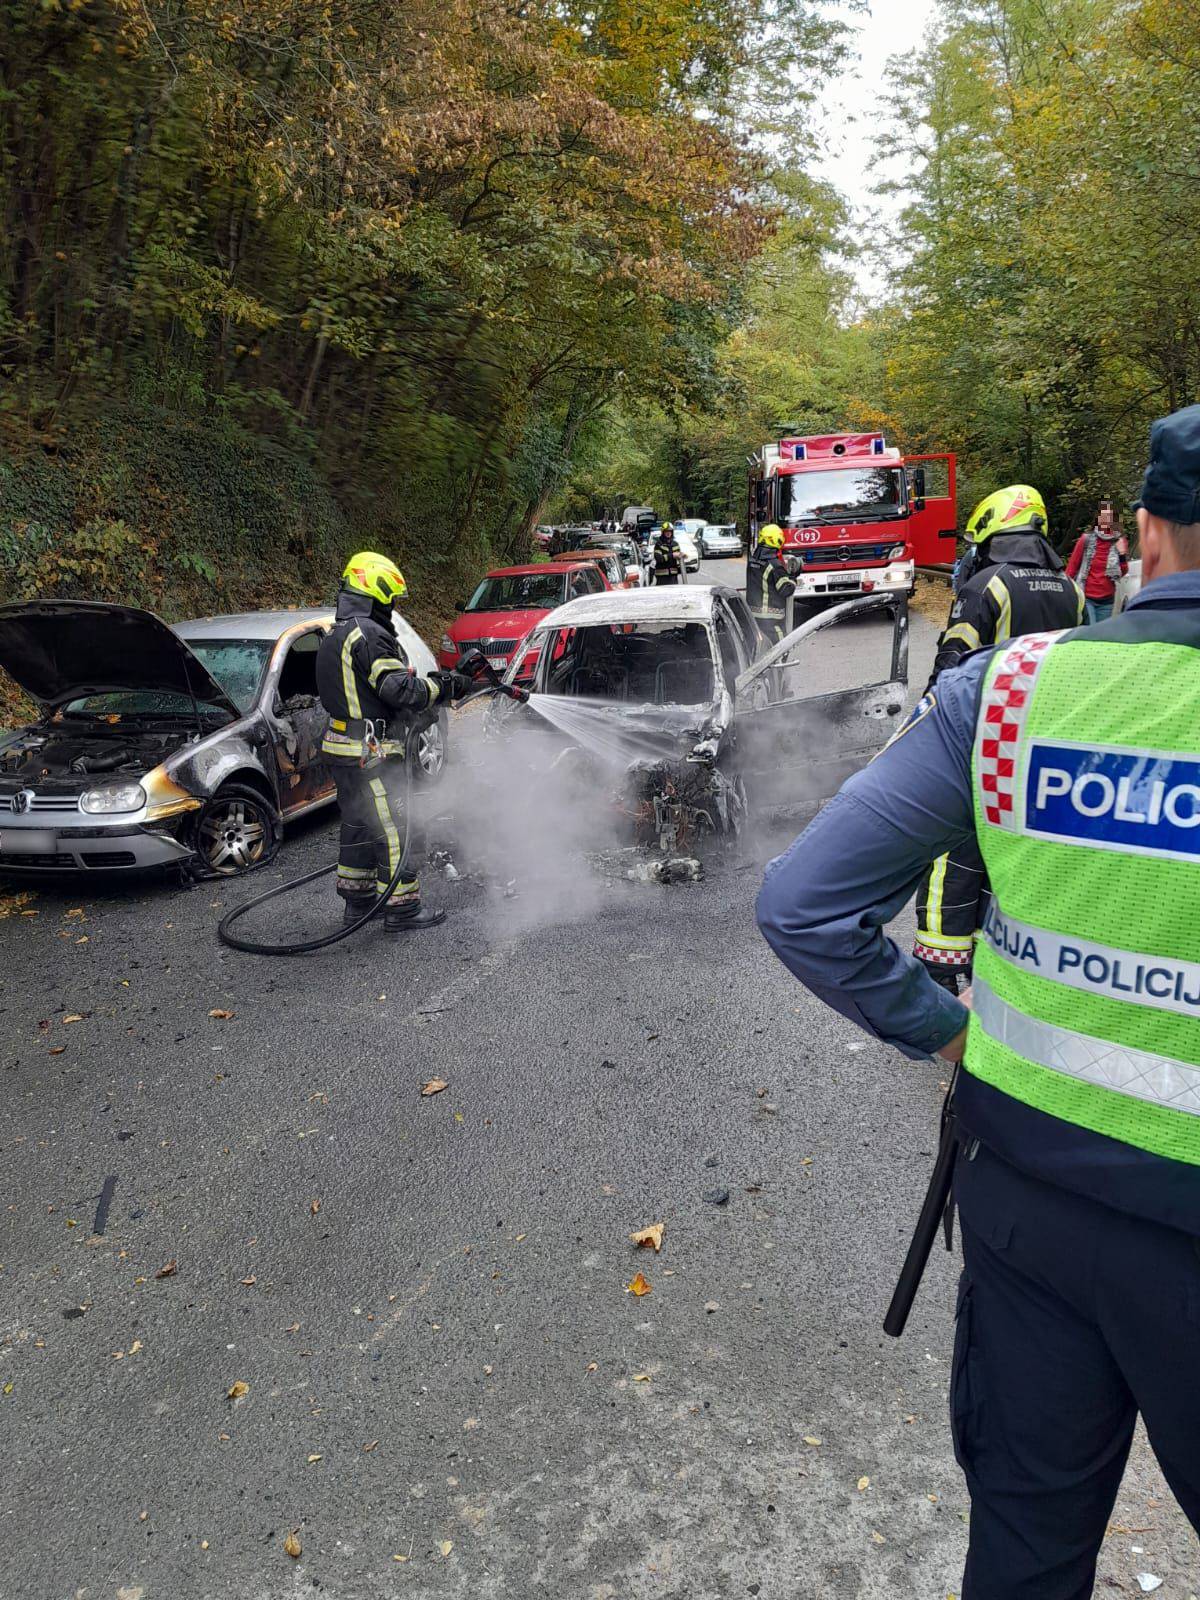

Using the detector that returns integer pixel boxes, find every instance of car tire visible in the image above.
[411,712,449,785]
[192,782,280,876]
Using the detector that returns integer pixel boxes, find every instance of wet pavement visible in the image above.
[1,580,1194,1599]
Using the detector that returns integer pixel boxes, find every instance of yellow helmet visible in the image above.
[758,523,784,550]
[342,550,408,606]
[965,485,1048,546]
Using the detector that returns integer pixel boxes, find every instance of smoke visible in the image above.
[418,696,651,932]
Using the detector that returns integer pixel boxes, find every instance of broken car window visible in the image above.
[540,621,716,705]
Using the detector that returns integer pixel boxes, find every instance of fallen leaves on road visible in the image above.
[632,1373,650,1383]
[626,1271,652,1297]
[857,1475,871,1492]
[438,1540,453,1558]
[240,1276,257,1287]
[803,1436,822,1447]
[363,1440,378,1452]
[0,891,36,919]
[284,1531,301,1558]
[585,1363,598,1374]
[421,1078,448,1096]
[307,1454,322,1464]
[155,1259,177,1279]
[462,1417,480,1431]
[62,1014,86,1025]
[66,908,85,918]
[49,1046,66,1056]
[208,1008,234,1020]
[310,1198,321,1216]
[630,1223,664,1252]
[227,1381,249,1400]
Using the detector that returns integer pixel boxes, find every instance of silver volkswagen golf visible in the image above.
[0,600,446,877]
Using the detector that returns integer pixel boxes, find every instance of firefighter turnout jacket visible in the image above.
[316,589,443,762]
[928,534,1084,690]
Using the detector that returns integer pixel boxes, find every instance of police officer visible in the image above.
[653,522,685,585]
[757,405,1200,1599]
[317,551,468,932]
[914,486,1084,990]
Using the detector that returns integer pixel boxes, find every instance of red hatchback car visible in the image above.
[438,562,609,671]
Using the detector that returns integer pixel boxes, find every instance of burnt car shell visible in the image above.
[0,601,337,875]
[489,586,909,829]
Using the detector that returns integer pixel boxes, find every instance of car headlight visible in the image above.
[887,543,907,561]
[440,633,456,655]
[80,781,146,815]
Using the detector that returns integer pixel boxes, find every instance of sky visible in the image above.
[815,0,939,300]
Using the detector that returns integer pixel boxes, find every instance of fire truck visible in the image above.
[747,431,957,629]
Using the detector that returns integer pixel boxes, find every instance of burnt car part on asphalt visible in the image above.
[0,601,446,879]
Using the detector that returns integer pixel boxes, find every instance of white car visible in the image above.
[671,523,702,571]
[698,523,741,559]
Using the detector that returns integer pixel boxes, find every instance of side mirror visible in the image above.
[454,600,466,613]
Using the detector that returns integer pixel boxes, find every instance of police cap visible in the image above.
[1135,403,1200,526]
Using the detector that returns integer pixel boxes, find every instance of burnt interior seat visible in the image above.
[653,658,712,704]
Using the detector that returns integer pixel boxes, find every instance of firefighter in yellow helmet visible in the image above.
[754,523,797,636]
[316,552,470,931]
[653,521,685,585]
[914,486,1084,988]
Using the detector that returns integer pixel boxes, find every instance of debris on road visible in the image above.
[626,1271,652,1297]
[284,1530,301,1559]
[1136,1578,1163,1594]
[703,1186,731,1206]
[421,1078,449,1096]
[208,1008,234,1020]
[626,856,703,885]
[227,1381,249,1401]
[630,1223,664,1252]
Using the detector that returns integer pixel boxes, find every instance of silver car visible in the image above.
[0,601,445,877]
[697,523,742,559]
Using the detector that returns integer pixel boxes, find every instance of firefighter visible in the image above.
[316,551,469,932]
[914,486,1084,991]
[756,403,1200,1599]
[755,523,798,635]
[653,522,685,585]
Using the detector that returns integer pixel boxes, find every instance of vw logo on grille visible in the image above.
[13,788,33,814]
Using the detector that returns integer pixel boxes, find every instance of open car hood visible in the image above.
[0,600,240,715]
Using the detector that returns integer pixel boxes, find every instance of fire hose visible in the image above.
[216,652,528,957]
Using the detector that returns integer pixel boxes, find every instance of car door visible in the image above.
[265,626,333,813]
[731,594,909,808]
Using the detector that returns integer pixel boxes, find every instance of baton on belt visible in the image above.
[883,1067,961,1338]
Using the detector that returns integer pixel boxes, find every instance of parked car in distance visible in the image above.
[698,523,741,559]
[568,546,639,590]
[438,562,608,673]
[671,523,702,571]
[591,532,651,586]
[0,601,447,879]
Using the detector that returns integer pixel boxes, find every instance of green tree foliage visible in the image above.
[880,0,1200,540]
[0,0,851,607]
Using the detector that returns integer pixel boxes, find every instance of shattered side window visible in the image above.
[542,622,715,704]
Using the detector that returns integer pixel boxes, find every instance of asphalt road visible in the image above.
[1,561,1194,1600]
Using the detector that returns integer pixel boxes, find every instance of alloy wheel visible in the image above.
[197,795,271,874]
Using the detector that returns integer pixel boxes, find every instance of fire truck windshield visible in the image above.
[779,466,905,523]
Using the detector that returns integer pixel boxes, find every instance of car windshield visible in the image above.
[534,620,716,704]
[779,467,905,522]
[468,573,566,611]
[185,639,274,712]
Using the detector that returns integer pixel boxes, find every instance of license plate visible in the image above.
[487,656,508,671]
[0,828,56,854]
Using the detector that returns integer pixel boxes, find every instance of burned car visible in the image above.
[0,600,445,877]
[489,584,908,843]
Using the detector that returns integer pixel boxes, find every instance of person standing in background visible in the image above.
[1066,500,1130,622]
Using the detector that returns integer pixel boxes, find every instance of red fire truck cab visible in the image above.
[747,432,956,629]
